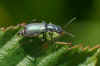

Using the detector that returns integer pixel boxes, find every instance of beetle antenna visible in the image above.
[63,31,75,37]
[62,17,77,37]
[63,17,77,29]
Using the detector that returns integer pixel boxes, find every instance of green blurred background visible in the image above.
[0,0,100,46]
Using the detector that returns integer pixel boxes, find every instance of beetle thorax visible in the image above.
[47,24,57,31]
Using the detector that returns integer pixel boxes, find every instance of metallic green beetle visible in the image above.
[18,17,76,41]
[18,21,63,41]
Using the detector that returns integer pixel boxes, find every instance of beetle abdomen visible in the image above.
[23,23,46,37]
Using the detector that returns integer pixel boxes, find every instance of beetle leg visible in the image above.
[42,32,45,41]
[42,32,47,41]
[45,32,47,41]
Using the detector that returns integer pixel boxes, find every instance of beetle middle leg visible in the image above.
[42,32,47,41]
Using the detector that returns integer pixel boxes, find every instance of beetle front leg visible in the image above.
[41,32,47,41]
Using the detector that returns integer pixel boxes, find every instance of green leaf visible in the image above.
[0,25,99,66]
[78,49,100,66]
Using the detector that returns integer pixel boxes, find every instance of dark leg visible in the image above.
[42,32,47,41]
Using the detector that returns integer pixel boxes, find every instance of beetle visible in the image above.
[18,17,77,41]
[18,21,64,41]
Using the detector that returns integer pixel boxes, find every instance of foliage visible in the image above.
[0,25,100,66]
